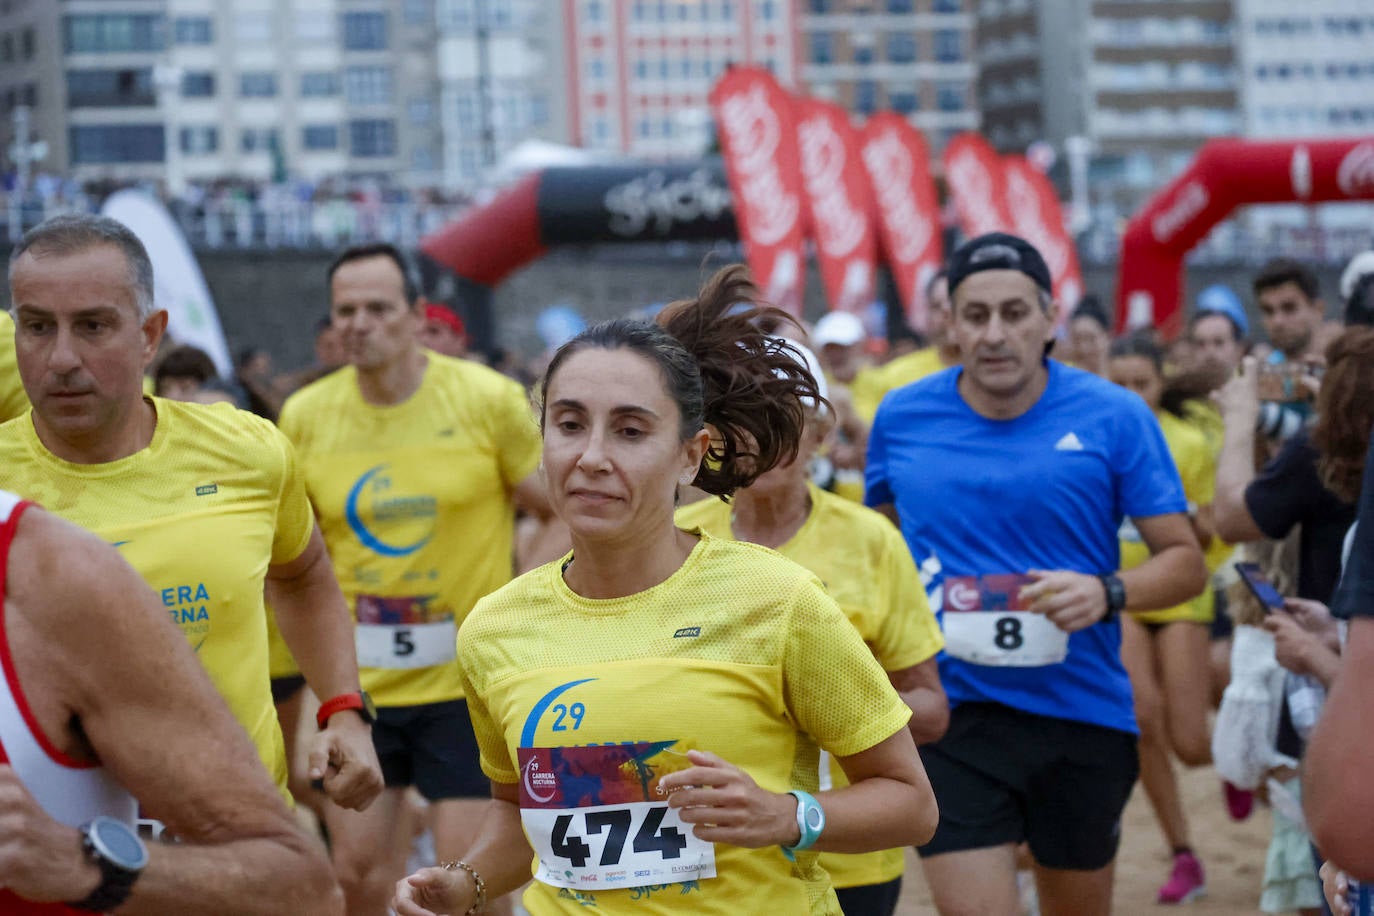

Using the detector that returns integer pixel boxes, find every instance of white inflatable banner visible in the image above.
[101,190,231,376]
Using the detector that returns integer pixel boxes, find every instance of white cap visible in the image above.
[772,337,829,413]
[811,311,866,348]
[1341,251,1374,302]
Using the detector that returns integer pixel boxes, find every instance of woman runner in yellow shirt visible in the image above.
[677,339,947,916]
[393,266,937,916]
[1108,334,1217,906]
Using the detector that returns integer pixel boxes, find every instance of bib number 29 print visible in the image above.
[518,744,716,890]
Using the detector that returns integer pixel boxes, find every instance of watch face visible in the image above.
[803,806,824,830]
[92,818,150,871]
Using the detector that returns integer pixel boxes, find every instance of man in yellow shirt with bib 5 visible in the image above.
[279,243,557,915]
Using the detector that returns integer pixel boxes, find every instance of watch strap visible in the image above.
[781,789,826,860]
[1098,573,1126,620]
[71,821,143,912]
[316,692,370,730]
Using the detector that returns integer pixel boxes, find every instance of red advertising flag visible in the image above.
[709,67,807,315]
[793,96,878,314]
[859,113,943,332]
[1002,155,1084,318]
[943,133,1014,238]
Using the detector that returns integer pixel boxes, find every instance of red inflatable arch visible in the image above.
[1117,137,1374,336]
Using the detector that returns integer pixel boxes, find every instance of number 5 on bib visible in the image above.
[354,594,457,669]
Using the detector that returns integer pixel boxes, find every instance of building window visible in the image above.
[890,90,918,113]
[809,0,831,12]
[413,146,436,171]
[234,14,272,43]
[349,119,396,156]
[69,124,164,164]
[174,16,213,45]
[937,82,964,111]
[20,84,35,107]
[301,72,339,97]
[886,33,917,63]
[20,27,34,59]
[587,57,607,80]
[853,43,874,65]
[408,97,434,125]
[295,11,335,42]
[759,0,777,19]
[887,0,914,12]
[344,66,392,104]
[179,125,218,154]
[342,11,388,50]
[0,34,11,63]
[241,127,279,153]
[181,71,216,97]
[855,80,878,114]
[810,32,834,64]
[66,68,156,108]
[933,29,962,62]
[585,0,605,22]
[240,72,278,98]
[64,14,166,53]
[302,125,339,150]
[404,0,431,26]
[932,0,961,11]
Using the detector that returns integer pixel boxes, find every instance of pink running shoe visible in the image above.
[1224,781,1255,821]
[1158,851,1206,905]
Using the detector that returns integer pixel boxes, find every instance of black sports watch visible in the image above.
[71,816,149,912]
[1098,574,1127,621]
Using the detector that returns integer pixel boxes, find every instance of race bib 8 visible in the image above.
[518,743,716,891]
[941,574,1069,668]
[354,594,456,669]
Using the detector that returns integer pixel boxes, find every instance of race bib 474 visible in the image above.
[518,743,716,891]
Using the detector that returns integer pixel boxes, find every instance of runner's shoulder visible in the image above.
[157,396,291,460]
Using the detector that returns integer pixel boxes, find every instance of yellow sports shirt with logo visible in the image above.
[1120,410,1217,624]
[852,347,947,424]
[279,354,540,708]
[0,312,29,423]
[0,399,313,790]
[460,532,913,916]
[677,484,941,889]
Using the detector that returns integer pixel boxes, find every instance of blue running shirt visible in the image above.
[865,360,1186,733]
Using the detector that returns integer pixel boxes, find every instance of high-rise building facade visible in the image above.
[563,0,798,158]
[1,0,444,186]
[436,0,567,187]
[798,0,979,150]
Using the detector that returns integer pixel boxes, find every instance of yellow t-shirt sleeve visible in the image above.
[488,376,542,491]
[783,577,911,758]
[873,529,944,672]
[270,426,316,565]
[459,624,519,784]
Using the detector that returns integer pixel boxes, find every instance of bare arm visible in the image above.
[1024,512,1207,630]
[393,781,535,915]
[1306,617,1374,877]
[1122,512,1210,612]
[266,526,382,810]
[1213,359,1267,543]
[890,658,948,745]
[5,510,341,915]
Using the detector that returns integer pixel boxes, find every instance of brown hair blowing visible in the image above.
[1313,326,1374,503]
[538,264,824,498]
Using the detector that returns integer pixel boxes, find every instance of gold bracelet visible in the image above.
[440,859,487,914]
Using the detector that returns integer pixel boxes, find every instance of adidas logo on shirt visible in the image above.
[1054,432,1085,452]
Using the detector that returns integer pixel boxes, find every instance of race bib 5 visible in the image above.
[355,594,456,669]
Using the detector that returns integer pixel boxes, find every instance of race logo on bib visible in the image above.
[517,742,716,891]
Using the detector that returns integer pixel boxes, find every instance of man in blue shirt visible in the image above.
[865,232,1208,916]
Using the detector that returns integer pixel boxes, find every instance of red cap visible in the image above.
[423,302,465,337]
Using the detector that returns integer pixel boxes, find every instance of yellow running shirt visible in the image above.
[0,313,29,423]
[460,533,913,916]
[0,398,314,789]
[852,347,947,424]
[279,354,540,708]
[677,484,941,890]
[1182,399,1235,574]
[1121,410,1217,624]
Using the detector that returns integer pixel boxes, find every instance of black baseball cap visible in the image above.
[947,232,1053,298]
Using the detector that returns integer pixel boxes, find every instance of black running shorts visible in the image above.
[372,698,489,801]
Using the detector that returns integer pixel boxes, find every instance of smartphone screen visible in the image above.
[1235,561,1286,614]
